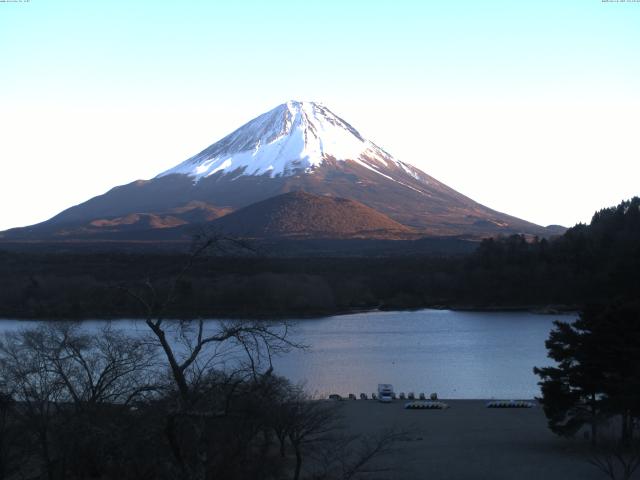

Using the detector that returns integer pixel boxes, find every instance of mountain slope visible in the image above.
[209,191,415,239]
[1,100,559,241]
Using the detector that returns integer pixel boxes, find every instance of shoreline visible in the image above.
[0,304,579,322]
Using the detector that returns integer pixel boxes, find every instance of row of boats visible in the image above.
[328,385,535,409]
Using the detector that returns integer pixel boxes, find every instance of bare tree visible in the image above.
[0,328,68,480]
[122,233,302,480]
[34,323,158,407]
[123,234,300,405]
[279,389,342,480]
[0,323,159,480]
[588,425,640,480]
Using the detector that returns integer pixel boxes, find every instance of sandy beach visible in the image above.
[337,400,603,480]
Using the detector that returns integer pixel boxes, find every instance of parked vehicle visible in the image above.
[377,384,394,403]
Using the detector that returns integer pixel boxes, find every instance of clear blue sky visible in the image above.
[1,0,639,230]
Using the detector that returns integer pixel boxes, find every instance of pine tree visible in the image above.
[534,315,608,443]
[534,302,640,444]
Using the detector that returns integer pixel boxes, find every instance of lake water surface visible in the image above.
[0,309,575,399]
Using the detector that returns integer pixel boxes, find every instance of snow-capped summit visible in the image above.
[157,100,423,182]
[1,100,556,242]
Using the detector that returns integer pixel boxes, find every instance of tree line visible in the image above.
[532,198,640,479]
[1,197,637,319]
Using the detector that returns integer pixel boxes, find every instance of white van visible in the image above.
[377,384,394,403]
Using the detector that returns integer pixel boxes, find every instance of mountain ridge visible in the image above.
[1,100,562,242]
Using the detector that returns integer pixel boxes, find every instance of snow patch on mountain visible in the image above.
[156,100,415,183]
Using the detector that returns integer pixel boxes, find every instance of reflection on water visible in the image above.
[0,309,575,399]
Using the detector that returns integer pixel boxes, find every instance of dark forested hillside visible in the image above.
[0,197,638,319]
[467,197,640,306]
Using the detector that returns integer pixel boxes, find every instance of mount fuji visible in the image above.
[1,100,559,243]
[157,100,421,182]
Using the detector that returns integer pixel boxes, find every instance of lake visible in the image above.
[272,309,575,399]
[0,309,575,399]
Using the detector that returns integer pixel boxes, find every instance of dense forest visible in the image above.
[0,197,638,319]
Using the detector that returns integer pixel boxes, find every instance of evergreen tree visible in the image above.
[590,302,640,444]
[535,302,640,444]
[534,314,608,443]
